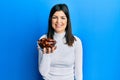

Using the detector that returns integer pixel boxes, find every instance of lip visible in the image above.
[55,24,62,28]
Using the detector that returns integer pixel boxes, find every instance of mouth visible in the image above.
[55,24,62,28]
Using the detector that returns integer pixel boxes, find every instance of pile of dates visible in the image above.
[38,38,56,50]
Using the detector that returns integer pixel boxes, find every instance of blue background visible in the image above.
[0,0,120,80]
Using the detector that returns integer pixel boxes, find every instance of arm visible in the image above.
[74,37,83,80]
[38,48,51,77]
[37,35,51,77]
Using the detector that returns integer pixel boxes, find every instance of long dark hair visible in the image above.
[47,4,76,46]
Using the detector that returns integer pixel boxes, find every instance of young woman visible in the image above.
[37,4,83,80]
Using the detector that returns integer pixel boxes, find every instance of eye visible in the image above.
[61,17,66,19]
[52,16,57,19]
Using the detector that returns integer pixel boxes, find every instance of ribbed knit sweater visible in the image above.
[38,32,83,80]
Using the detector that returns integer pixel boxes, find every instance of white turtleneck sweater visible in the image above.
[38,32,83,80]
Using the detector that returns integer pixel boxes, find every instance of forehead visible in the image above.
[53,11,66,16]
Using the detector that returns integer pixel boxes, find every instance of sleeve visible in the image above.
[37,35,51,77]
[74,36,83,80]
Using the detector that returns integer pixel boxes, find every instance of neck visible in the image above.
[54,31,66,38]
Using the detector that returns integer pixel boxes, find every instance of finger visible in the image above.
[51,46,57,53]
[47,47,51,54]
[54,46,57,50]
[43,48,46,54]
[53,46,57,50]
[51,47,54,53]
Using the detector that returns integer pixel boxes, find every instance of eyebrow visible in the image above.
[52,15,66,17]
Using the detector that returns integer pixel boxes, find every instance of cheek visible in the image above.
[64,21,67,26]
[64,19,67,24]
[51,21,56,29]
[52,20,55,26]
[52,19,56,24]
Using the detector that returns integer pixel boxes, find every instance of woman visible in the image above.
[37,3,83,80]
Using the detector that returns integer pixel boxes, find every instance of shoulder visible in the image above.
[38,34,47,40]
[74,36,82,42]
[74,35,82,45]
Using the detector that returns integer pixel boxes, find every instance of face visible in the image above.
[52,11,67,33]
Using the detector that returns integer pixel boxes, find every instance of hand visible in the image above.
[43,46,57,54]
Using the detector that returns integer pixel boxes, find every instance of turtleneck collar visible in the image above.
[54,31,66,39]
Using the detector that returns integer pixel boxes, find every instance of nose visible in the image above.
[56,18,61,23]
